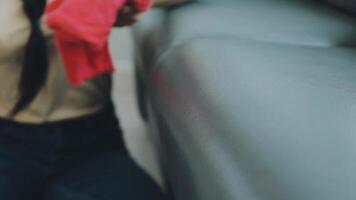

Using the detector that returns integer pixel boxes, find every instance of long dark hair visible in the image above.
[10,0,49,117]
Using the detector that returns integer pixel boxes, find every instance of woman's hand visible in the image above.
[114,0,192,27]
[114,2,141,27]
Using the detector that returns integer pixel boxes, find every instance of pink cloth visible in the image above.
[45,0,152,86]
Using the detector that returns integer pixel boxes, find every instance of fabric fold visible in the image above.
[46,0,152,86]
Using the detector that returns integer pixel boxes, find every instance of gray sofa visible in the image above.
[132,0,356,199]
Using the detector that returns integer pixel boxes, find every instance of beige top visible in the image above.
[0,0,111,123]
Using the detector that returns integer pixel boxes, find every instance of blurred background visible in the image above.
[109,28,163,186]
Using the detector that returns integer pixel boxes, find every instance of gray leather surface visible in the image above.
[153,38,356,200]
[132,0,356,199]
[164,0,356,47]
[133,0,356,72]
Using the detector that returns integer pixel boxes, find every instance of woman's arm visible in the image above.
[115,0,191,27]
[153,0,191,7]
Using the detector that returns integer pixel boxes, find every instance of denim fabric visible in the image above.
[0,103,166,200]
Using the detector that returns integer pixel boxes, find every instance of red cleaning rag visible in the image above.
[45,0,152,86]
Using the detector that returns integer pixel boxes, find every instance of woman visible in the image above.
[0,0,174,199]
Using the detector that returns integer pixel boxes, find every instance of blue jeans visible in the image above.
[0,103,166,200]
